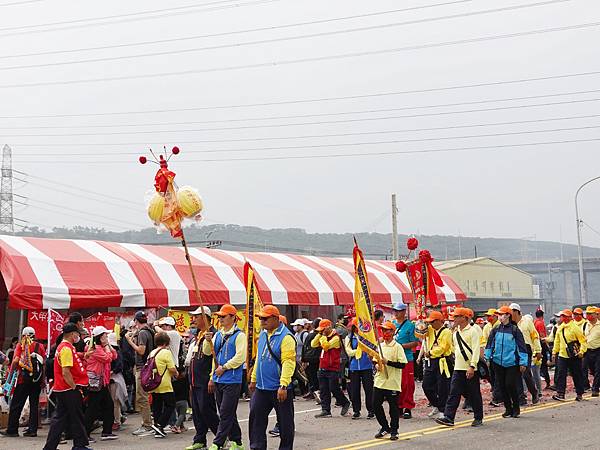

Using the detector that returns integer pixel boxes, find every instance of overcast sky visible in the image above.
[1,0,599,247]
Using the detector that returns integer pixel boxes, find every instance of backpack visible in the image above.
[140,348,168,392]
[22,343,44,384]
[301,332,320,363]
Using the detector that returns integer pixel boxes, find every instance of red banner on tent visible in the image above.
[27,311,117,343]
[83,312,117,335]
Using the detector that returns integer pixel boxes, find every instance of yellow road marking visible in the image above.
[324,396,593,450]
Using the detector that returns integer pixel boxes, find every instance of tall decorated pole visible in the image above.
[139,147,209,330]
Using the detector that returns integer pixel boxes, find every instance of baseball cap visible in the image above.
[392,303,407,311]
[509,303,521,312]
[559,309,573,317]
[22,326,35,336]
[586,306,598,314]
[497,305,512,315]
[453,307,473,318]
[62,322,80,335]
[257,305,280,318]
[159,316,176,327]
[380,321,396,331]
[215,304,238,317]
[484,308,497,316]
[291,318,305,326]
[134,310,147,321]
[316,319,332,331]
[92,325,109,337]
[190,306,212,316]
[279,315,288,325]
[573,307,584,315]
[425,311,444,322]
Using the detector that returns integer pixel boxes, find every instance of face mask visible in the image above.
[487,316,495,323]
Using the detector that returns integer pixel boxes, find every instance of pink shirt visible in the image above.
[85,345,117,385]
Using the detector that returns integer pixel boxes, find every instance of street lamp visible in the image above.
[575,175,600,304]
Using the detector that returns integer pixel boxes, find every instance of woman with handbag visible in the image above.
[84,325,118,442]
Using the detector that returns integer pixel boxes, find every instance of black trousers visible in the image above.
[372,387,399,434]
[489,360,503,403]
[7,381,41,434]
[84,386,114,435]
[43,390,88,450]
[214,383,242,447]
[518,350,538,402]
[492,363,521,415]
[191,384,219,445]
[305,361,319,392]
[422,359,450,410]
[540,341,551,384]
[318,369,349,414]
[249,388,294,450]
[444,370,483,421]
[152,392,175,429]
[585,349,600,392]
[555,356,585,396]
[349,369,374,414]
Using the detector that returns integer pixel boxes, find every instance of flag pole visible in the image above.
[47,308,51,346]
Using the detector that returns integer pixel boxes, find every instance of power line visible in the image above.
[2,20,599,89]
[4,88,600,130]
[10,125,600,157]
[10,113,600,148]
[3,69,600,119]
[0,1,476,59]
[0,0,571,71]
[0,0,283,37]
[0,0,43,6]
[10,137,600,164]
[5,97,600,137]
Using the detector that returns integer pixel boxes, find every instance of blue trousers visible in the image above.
[249,388,294,450]
[214,383,242,447]
[191,384,219,445]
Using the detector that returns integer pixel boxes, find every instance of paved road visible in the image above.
[0,393,598,450]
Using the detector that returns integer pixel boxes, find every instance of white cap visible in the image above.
[92,325,109,337]
[159,316,176,327]
[190,306,212,316]
[509,303,521,312]
[291,319,305,326]
[128,320,136,329]
[302,318,311,325]
[108,332,118,347]
[22,326,35,336]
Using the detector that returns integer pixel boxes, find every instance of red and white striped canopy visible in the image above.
[0,235,466,310]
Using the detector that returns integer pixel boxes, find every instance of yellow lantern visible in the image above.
[177,186,203,218]
[147,193,165,223]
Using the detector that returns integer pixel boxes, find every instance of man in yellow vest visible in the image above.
[584,306,600,397]
[552,309,587,401]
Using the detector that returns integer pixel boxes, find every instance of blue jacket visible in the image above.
[213,327,243,384]
[484,322,528,368]
[255,323,294,391]
[348,333,373,372]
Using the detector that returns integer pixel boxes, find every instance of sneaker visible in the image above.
[436,412,446,419]
[390,433,399,441]
[427,407,440,418]
[154,431,165,439]
[132,426,154,436]
[0,431,19,437]
[532,394,540,405]
[351,412,361,420]
[88,436,96,444]
[340,403,350,417]
[374,429,388,439]
[314,411,332,418]
[552,394,566,402]
[502,411,512,418]
[403,409,412,419]
[112,423,121,432]
[229,443,245,450]
[471,419,483,427]
[268,425,280,437]
[511,412,521,418]
[185,444,208,450]
[101,433,119,440]
[575,395,584,402]
[489,401,502,407]
[151,424,167,438]
[208,445,222,450]
[23,431,37,437]
[367,412,375,419]
[435,417,454,427]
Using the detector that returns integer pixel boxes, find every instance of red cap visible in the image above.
[425,311,444,323]
[215,304,238,317]
[256,304,280,318]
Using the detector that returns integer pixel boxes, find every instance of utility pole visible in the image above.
[0,145,14,234]
[575,175,600,304]
[391,193,398,260]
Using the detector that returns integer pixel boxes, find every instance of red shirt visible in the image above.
[13,341,46,385]
[534,318,547,339]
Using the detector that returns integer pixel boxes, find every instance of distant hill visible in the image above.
[15,223,600,263]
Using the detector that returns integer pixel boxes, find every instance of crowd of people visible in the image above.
[0,302,598,450]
